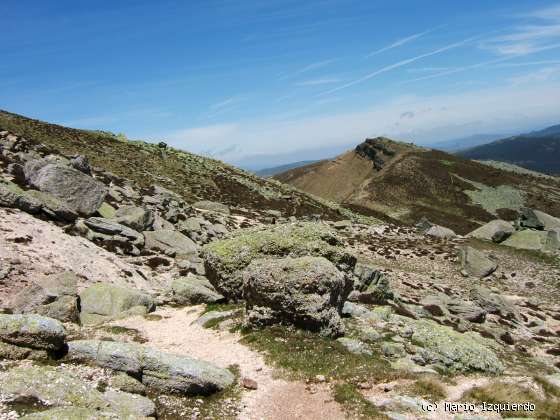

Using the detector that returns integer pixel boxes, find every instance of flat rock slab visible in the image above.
[66,339,235,395]
[0,364,155,419]
[0,313,66,351]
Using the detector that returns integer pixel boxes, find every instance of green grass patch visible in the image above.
[333,383,387,419]
[463,381,560,419]
[399,377,447,401]
[240,325,403,383]
[202,302,243,315]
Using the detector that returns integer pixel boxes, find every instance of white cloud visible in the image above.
[483,5,560,55]
[165,82,560,162]
[278,59,337,80]
[294,77,341,86]
[320,36,477,95]
[507,65,560,85]
[366,29,434,58]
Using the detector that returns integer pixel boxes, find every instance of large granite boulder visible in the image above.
[79,284,155,324]
[467,220,515,243]
[10,272,78,316]
[143,230,198,257]
[66,340,235,395]
[0,180,42,214]
[502,230,549,251]
[425,225,456,239]
[170,274,224,305]
[519,208,560,230]
[202,222,356,300]
[458,246,497,278]
[470,285,521,322]
[0,365,156,419]
[84,217,144,245]
[243,256,352,337]
[411,320,504,374]
[0,314,66,351]
[115,205,155,231]
[24,159,108,216]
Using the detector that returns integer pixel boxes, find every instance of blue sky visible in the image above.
[2,0,560,167]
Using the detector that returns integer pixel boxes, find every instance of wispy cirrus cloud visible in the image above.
[402,42,560,85]
[366,28,436,58]
[294,77,341,86]
[320,36,477,95]
[278,58,337,80]
[482,5,560,55]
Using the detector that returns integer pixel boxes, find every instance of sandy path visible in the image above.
[113,306,346,420]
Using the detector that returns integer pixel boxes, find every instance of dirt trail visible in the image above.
[114,306,346,420]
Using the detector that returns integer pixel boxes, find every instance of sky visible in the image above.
[2,0,560,169]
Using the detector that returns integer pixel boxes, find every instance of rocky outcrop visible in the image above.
[170,274,224,305]
[24,158,108,215]
[502,230,549,251]
[115,205,155,231]
[519,208,560,230]
[458,246,497,278]
[0,314,66,353]
[202,222,356,300]
[425,224,456,239]
[411,320,504,374]
[243,256,352,337]
[193,200,230,215]
[79,283,155,325]
[0,365,156,418]
[66,340,235,395]
[467,219,515,243]
[143,229,198,257]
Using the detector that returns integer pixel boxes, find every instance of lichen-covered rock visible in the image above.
[19,407,125,419]
[36,295,80,323]
[170,274,224,305]
[202,222,356,300]
[193,200,230,215]
[519,208,560,230]
[79,283,155,320]
[502,230,549,251]
[0,365,155,419]
[458,246,497,278]
[336,337,372,355]
[467,220,515,243]
[0,179,42,214]
[10,272,78,315]
[411,320,504,374]
[66,339,234,395]
[84,217,144,246]
[24,189,78,221]
[243,256,352,337]
[0,314,65,351]
[115,205,154,231]
[24,160,108,216]
[109,372,147,395]
[143,230,198,257]
[425,225,456,239]
[470,285,521,322]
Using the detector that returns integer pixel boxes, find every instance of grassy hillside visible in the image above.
[275,137,560,233]
[0,110,359,221]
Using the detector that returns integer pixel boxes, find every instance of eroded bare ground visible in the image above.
[114,307,345,420]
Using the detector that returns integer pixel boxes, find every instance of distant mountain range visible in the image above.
[425,133,508,152]
[255,160,321,177]
[458,124,560,175]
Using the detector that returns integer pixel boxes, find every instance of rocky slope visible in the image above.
[275,137,560,234]
[0,116,560,419]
